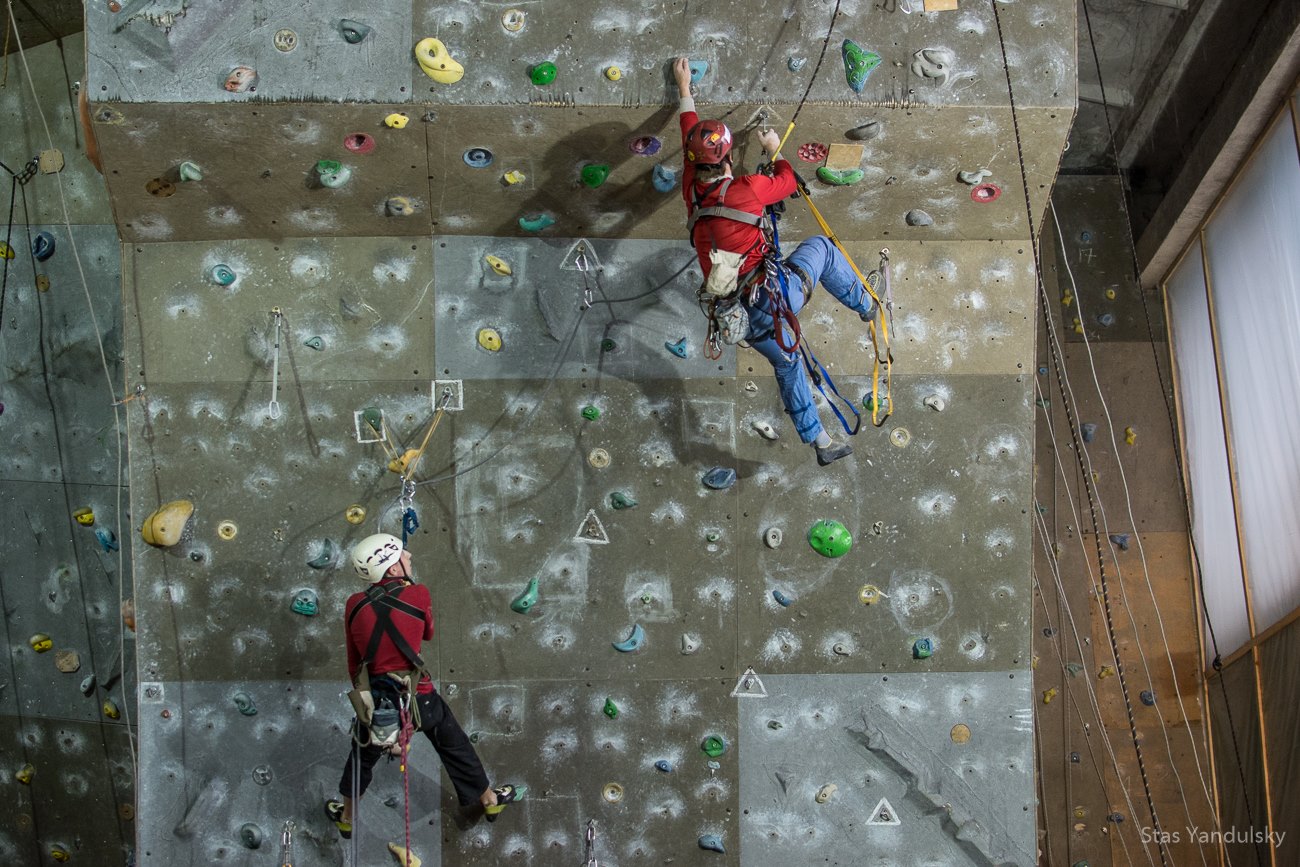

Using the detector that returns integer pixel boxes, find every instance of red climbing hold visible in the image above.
[971,183,1001,203]
[797,142,829,163]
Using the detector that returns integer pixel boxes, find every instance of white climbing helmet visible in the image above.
[351,533,404,583]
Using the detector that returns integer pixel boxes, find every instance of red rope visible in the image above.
[398,704,412,865]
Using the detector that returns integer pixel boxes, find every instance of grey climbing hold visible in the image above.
[788,56,807,71]
[1081,423,1097,443]
[655,760,673,772]
[239,823,263,849]
[772,589,794,607]
[958,169,991,185]
[698,834,725,854]
[80,674,96,696]
[846,120,882,141]
[178,161,203,182]
[702,467,737,490]
[252,765,273,785]
[1109,533,1131,551]
[764,527,783,549]
[304,336,324,350]
[233,692,257,716]
[905,209,934,227]
[612,623,645,652]
[307,539,337,569]
[680,633,701,655]
[339,19,371,44]
[752,420,778,440]
[910,48,954,85]
[923,394,946,412]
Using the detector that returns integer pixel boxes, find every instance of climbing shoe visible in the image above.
[325,799,352,839]
[859,270,881,322]
[815,440,854,466]
[484,784,524,822]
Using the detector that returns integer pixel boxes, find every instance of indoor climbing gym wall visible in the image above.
[83,1,1074,864]
[1,32,139,866]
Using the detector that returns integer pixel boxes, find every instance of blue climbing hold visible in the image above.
[665,337,688,358]
[209,264,236,286]
[94,527,119,553]
[1109,533,1131,551]
[698,834,725,854]
[32,232,56,262]
[772,589,794,607]
[702,467,737,490]
[652,163,678,193]
[1139,690,1156,706]
[1097,312,1116,327]
[1081,423,1097,442]
[463,147,494,168]
[612,623,645,652]
[913,637,934,659]
[688,60,708,84]
[654,759,673,773]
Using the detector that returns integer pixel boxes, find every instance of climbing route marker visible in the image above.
[431,380,464,411]
[560,239,601,272]
[574,509,609,545]
[867,797,902,826]
[730,667,768,699]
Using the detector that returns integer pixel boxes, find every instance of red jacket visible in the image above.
[344,579,435,694]
[680,108,796,280]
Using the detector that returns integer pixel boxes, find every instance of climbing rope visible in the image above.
[777,0,844,153]
[398,702,413,867]
[267,308,283,420]
[990,3,1170,863]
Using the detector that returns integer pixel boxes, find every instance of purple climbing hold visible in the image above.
[702,467,736,490]
[629,136,662,156]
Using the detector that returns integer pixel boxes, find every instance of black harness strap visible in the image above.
[348,582,429,674]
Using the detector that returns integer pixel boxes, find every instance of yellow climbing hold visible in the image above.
[950,723,972,744]
[1042,687,1058,704]
[1061,290,1073,307]
[15,763,34,784]
[858,584,882,605]
[103,698,121,720]
[29,633,53,653]
[1072,317,1084,335]
[814,783,837,804]
[0,242,14,259]
[217,520,238,541]
[50,847,70,863]
[1105,287,1117,300]
[1098,664,1116,679]
[345,505,367,524]
[388,842,423,867]
[74,507,95,526]
[414,38,465,84]
[387,448,420,475]
[477,327,503,352]
[384,113,410,129]
[605,65,622,81]
[1124,426,1137,445]
[485,255,512,276]
[140,499,194,548]
[502,170,526,185]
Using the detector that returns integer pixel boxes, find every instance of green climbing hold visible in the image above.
[609,492,638,510]
[518,213,556,232]
[600,338,617,352]
[864,394,891,414]
[841,39,882,93]
[816,167,865,186]
[603,697,619,719]
[529,61,557,86]
[304,336,324,350]
[581,164,610,188]
[317,159,342,175]
[701,735,727,758]
[178,161,203,182]
[510,577,539,614]
[913,637,934,659]
[581,405,601,421]
[361,407,383,432]
[808,519,853,558]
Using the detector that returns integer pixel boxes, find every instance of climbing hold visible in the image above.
[239,823,263,849]
[233,692,257,716]
[588,448,611,469]
[502,170,526,185]
[680,633,701,654]
[652,163,678,193]
[602,782,624,803]
[529,61,557,86]
[414,38,465,84]
[1105,287,1118,300]
[705,530,722,543]
[291,589,318,617]
[303,336,324,351]
[1042,687,1058,704]
[581,405,601,421]
[509,577,539,614]
[1098,665,1116,679]
[817,167,864,186]
[841,40,882,93]
[701,735,727,758]
[815,784,837,804]
[609,492,638,510]
[15,763,35,784]
[386,843,423,867]
[629,136,662,156]
[951,723,972,744]
[217,520,238,541]
[141,499,194,548]
[1109,533,1131,551]
[958,169,991,185]
[50,846,70,862]
[604,66,622,81]
[345,505,367,524]
[0,242,13,259]
[384,113,409,130]
[146,177,177,198]
[316,160,351,188]
[252,765,273,785]
[477,327,503,352]
[74,507,95,526]
[913,638,934,659]
[224,66,257,93]
[654,759,673,773]
[702,467,737,490]
[808,519,852,558]
[832,642,850,656]
[890,427,912,448]
[612,623,645,652]
[1124,426,1137,445]
[581,164,610,188]
[923,394,946,412]
[501,9,526,32]
[1065,662,1084,678]
[1096,312,1115,327]
[518,213,555,232]
[94,527,119,553]
[602,698,619,719]
[1140,690,1156,706]
[54,650,80,673]
[767,720,783,730]
[386,196,415,217]
[788,56,807,71]
[339,19,371,44]
[387,449,420,475]
[971,183,1001,203]
[764,527,783,548]
[1061,290,1074,308]
[209,264,236,286]
[910,48,954,85]
[463,147,494,168]
[306,539,336,569]
[798,142,829,162]
[485,255,512,276]
[1073,317,1084,334]
[772,589,794,607]
[698,834,725,854]
[1108,813,1124,824]
[32,231,56,261]
[665,337,688,358]
[178,161,203,182]
[103,698,121,719]
[846,120,882,141]
[688,60,709,83]
[752,420,778,440]
[1081,423,1097,442]
[906,209,934,227]
[29,633,53,653]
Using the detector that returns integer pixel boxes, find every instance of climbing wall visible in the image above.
[0,33,138,866]
[88,1,1075,864]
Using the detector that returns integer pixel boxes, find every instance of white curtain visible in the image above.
[1167,239,1251,656]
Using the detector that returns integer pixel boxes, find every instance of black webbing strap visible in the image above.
[348,582,429,674]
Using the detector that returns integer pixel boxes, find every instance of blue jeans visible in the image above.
[745,237,875,444]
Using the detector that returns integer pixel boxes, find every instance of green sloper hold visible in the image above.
[808,519,852,558]
[510,577,539,614]
[581,164,610,188]
[842,40,881,93]
[361,407,383,431]
[701,735,727,758]
[603,697,619,719]
[529,61,557,86]
[581,405,600,421]
[817,167,864,186]
[609,492,637,510]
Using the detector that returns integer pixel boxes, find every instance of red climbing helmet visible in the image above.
[685,120,733,165]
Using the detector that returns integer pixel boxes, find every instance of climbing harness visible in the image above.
[583,819,600,866]
[267,308,283,420]
[345,581,433,740]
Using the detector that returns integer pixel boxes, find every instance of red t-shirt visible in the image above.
[344,579,435,694]
[680,108,796,280]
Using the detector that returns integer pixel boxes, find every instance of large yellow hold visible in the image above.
[388,842,422,867]
[141,499,194,547]
[414,38,464,84]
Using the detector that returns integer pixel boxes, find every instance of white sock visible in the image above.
[813,431,832,448]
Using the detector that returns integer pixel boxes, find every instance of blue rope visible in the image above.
[401,508,419,545]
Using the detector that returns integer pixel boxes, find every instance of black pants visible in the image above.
[338,690,489,807]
